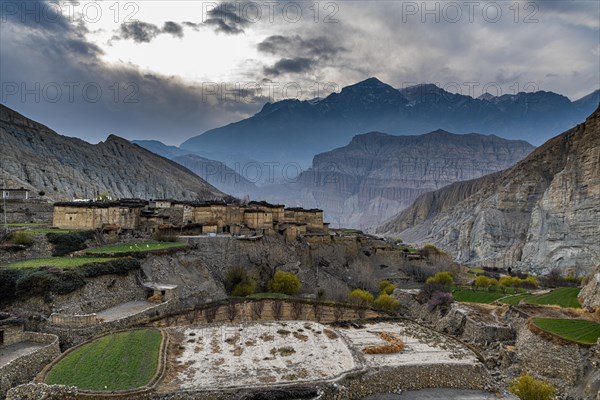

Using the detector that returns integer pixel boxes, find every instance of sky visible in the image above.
[1,0,599,145]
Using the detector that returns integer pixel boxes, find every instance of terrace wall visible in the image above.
[0,332,60,399]
[44,300,175,348]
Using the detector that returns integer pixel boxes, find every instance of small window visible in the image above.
[0,330,4,345]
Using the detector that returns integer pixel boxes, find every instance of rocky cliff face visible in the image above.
[0,105,225,201]
[379,106,600,275]
[579,266,600,310]
[261,131,533,228]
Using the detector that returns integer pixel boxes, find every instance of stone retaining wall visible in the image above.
[7,363,491,400]
[161,299,382,326]
[49,313,98,328]
[0,332,60,399]
[45,301,174,348]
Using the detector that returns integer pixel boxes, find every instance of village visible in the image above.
[52,198,329,241]
[0,191,599,400]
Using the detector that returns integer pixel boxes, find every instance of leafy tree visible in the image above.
[378,280,396,295]
[488,278,499,291]
[268,271,301,295]
[426,271,454,286]
[474,276,491,290]
[509,373,556,400]
[420,244,446,257]
[373,293,399,311]
[349,288,374,305]
[522,275,539,289]
[499,275,514,292]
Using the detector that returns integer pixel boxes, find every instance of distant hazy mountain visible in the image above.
[172,154,257,197]
[131,140,194,159]
[0,104,225,201]
[378,106,600,275]
[180,78,598,166]
[256,130,534,228]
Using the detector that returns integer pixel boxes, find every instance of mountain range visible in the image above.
[378,105,600,275]
[179,78,599,167]
[0,105,225,202]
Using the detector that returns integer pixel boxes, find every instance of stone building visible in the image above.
[1,188,30,200]
[52,198,329,240]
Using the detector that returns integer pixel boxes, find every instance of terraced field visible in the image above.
[86,241,187,254]
[531,318,600,345]
[501,288,581,308]
[3,257,116,269]
[45,329,163,391]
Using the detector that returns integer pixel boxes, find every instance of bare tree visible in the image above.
[205,306,218,323]
[291,301,304,320]
[226,302,238,322]
[271,301,283,321]
[312,303,322,322]
[252,301,264,320]
[333,306,345,322]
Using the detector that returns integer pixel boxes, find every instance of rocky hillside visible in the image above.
[0,104,225,201]
[180,77,598,167]
[378,106,600,275]
[259,130,533,228]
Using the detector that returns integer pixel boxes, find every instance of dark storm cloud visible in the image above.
[258,35,345,59]
[0,2,268,144]
[114,20,185,43]
[119,21,161,43]
[258,35,346,77]
[263,57,315,76]
[203,1,250,35]
[162,21,184,38]
[0,0,103,58]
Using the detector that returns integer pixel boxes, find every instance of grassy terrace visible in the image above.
[86,241,187,254]
[45,329,162,391]
[500,288,581,308]
[532,318,600,345]
[3,257,116,269]
[451,288,507,304]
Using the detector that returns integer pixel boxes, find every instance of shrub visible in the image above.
[46,230,95,256]
[417,282,449,303]
[224,267,256,297]
[426,271,454,286]
[268,271,301,295]
[373,293,399,312]
[232,277,257,297]
[378,280,396,295]
[153,230,178,242]
[10,230,34,247]
[420,244,446,257]
[509,373,556,400]
[427,291,454,313]
[0,269,21,305]
[349,288,374,305]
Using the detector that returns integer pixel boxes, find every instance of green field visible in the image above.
[532,318,600,345]
[86,241,187,254]
[452,288,507,304]
[45,329,162,391]
[3,257,116,269]
[6,223,46,227]
[30,229,81,234]
[500,288,581,308]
